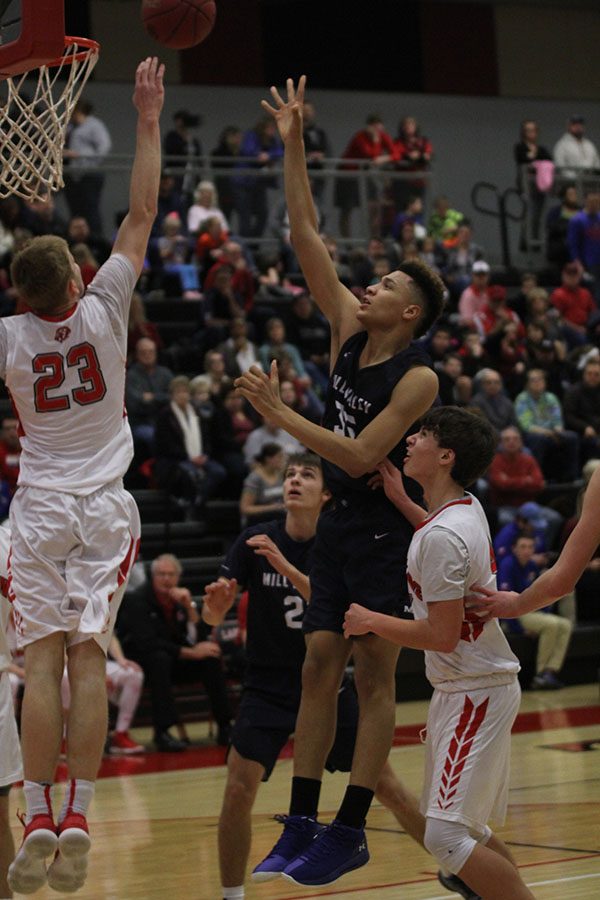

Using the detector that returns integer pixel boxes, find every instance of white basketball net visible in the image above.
[0,40,99,201]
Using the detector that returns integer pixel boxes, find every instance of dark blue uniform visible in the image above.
[305,331,432,633]
[221,519,357,779]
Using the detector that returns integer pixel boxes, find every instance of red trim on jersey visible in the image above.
[415,496,473,531]
[436,694,489,811]
[34,304,79,323]
[108,535,141,603]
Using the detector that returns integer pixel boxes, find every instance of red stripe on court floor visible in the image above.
[49,703,600,782]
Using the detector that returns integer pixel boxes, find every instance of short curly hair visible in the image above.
[399,258,447,338]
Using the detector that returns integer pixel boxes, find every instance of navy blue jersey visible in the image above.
[219,519,312,671]
[322,331,433,503]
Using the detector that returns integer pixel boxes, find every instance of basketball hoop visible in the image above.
[0,36,99,201]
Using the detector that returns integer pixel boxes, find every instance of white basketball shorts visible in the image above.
[0,670,23,787]
[8,479,141,653]
[421,679,521,832]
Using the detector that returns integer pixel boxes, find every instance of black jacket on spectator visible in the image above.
[563,382,600,434]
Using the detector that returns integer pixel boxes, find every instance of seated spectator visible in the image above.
[390,195,426,242]
[153,375,227,514]
[239,442,285,527]
[218,317,260,378]
[484,320,527,397]
[497,534,572,690]
[347,236,397,289]
[203,348,234,399]
[21,188,68,237]
[524,322,566,399]
[209,386,254,496]
[457,331,494,378]
[444,221,485,300]
[493,502,550,564]
[117,553,233,751]
[125,337,173,457]
[203,267,246,349]
[422,322,454,366]
[508,271,538,322]
[436,353,467,406]
[60,635,145,755]
[279,372,323,425]
[457,260,492,329]
[474,284,524,340]
[258,317,310,387]
[0,416,21,502]
[187,180,229,236]
[70,241,99,288]
[195,215,229,281]
[127,291,164,364]
[472,368,519,432]
[563,357,600,463]
[203,240,256,312]
[151,171,187,239]
[66,214,111,265]
[242,416,304,470]
[550,262,595,347]
[284,292,330,396]
[157,211,200,300]
[487,429,562,545]
[515,369,579,482]
[418,234,446,274]
[427,194,464,241]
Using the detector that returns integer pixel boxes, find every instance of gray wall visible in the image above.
[72,78,600,267]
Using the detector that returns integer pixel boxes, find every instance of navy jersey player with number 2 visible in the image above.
[235,75,446,887]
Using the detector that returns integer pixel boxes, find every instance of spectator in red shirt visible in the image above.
[0,416,21,498]
[488,425,545,509]
[550,261,595,348]
[333,114,395,237]
[392,115,433,211]
[474,284,525,339]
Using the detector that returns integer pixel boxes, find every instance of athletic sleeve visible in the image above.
[83,253,138,342]
[219,529,252,586]
[0,322,7,381]
[418,526,471,603]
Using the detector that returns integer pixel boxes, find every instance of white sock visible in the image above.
[222,886,244,899]
[23,780,53,823]
[58,779,95,824]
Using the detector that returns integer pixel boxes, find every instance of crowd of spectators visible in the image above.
[1,109,600,718]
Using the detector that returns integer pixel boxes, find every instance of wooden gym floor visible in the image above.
[8,683,600,899]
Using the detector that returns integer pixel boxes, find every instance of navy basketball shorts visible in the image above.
[305,499,412,634]
[230,669,359,780]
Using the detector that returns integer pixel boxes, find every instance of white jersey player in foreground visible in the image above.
[0,522,24,900]
[1,57,165,895]
[344,407,535,900]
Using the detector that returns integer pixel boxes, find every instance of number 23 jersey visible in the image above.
[0,255,136,495]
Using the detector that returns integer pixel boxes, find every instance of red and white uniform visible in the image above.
[407,493,521,831]
[0,522,23,787]
[0,255,141,651]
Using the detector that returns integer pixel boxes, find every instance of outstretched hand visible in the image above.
[235,360,284,418]
[465,584,520,622]
[261,75,307,143]
[133,56,165,120]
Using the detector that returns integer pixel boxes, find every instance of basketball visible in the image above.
[141,0,216,50]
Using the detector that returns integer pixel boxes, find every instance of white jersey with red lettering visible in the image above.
[407,493,520,692]
[0,254,136,496]
[0,521,11,671]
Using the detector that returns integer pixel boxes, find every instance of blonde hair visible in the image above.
[11,235,73,312]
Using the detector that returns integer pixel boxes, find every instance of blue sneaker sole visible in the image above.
[281,849,370,886]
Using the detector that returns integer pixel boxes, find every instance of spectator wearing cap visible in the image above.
[457,260,491,329]
[472,370,519,432]
[164,110,203,206]
[553,116,600,180]
[566,190,600,306]
[493,501,550,563]
[515,369,579,483]
[473,284,525,340]
[550,262,595,346]
[562,357,600,464]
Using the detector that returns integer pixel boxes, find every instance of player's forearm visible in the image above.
[362,610,457,652]
[284,129,319,235]
[129,116,161,224]
[283,566,310,602]
[272,404,375,477]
